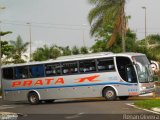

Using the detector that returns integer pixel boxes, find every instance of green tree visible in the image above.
[0,40,14,64]
[0,31,13,64]
[72,46,80,55]
[10,35,29,63]
[1,41,13,57]
[80,46,88,54]
[32,45,61,61]
[0,31,13,57]
[0,31,12,36]
[137,34,160,61]
[61,46,72,56]
[50,45,61,59]
[91,29,137,53]
[88,0,126,48]
[91,40,107,53]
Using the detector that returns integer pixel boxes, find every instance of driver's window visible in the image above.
[116,57,137,83]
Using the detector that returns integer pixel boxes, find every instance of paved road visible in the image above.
[0,98,159,120]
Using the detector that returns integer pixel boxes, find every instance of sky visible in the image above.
[0,0,160,53]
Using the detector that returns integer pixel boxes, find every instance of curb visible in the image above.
[126,103,160,114]
[152,108,160,113]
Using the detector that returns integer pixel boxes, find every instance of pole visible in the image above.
[145,8,147,47]
[0,6,5,99]
[27,23,32,61]
[0,21,2,99]
[142,6,147,47]
[145,8,147,39]
[82,24,86,47]
[0,22,1,63]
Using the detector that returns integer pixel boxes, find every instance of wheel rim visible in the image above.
[30,95,37,103]
[106,90,114,98]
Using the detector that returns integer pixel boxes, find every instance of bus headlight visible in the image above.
[142,87,146,90]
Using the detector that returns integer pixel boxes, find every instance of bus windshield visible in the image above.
[134,56,153,83]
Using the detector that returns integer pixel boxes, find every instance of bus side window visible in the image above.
[2,68,14,80]
[79,59,96,73]
[29,65,45,78]
[45,63,61,76]
[14,66,28,79]
[62,61,78,75]
[97,58,115,72]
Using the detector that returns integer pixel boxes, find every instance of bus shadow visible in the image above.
[9,97,153,105]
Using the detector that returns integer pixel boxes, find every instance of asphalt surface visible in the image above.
[0,98,159,120]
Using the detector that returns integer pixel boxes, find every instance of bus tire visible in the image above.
[103,87,117,101]
[119,96,129,100]
[28,92,40,105]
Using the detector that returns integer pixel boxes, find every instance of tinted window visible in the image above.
[62,62,78,75]
[14,66,28,79]
[79,59,96,73]
[29,65,45,78]
[97,58,115,71]
[45,63,61,76]
[2,68,14,80]
[126,65,137,83]
[116,57,137,83]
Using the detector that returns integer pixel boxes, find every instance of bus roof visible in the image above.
[116,52,145,57]
[1,52,145,68]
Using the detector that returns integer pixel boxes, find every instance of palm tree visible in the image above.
[80,46,89,54]
[88,0,126,51]
[60,46,72,56]
[32,45,61,61]
[72,46,80,55]
[10,35,29,63]
[137,34,160,61]
[33,45,50,61]
[50,45,61,59]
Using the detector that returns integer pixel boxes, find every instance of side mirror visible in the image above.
[150,61,159,72]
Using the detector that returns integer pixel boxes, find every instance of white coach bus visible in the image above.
[1,52,155,104]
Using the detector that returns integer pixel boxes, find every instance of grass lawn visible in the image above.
[134,99,160,109]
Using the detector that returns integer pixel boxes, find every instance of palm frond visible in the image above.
[90,16,103,36]
[88,5,106,24]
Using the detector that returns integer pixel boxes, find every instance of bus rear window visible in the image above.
[2,68,14,80]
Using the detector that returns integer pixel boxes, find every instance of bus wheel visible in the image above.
[119,96,129,100]
[28,92,40,105]
[103,87,117,101]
